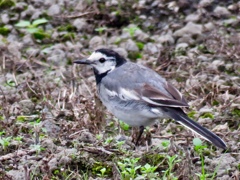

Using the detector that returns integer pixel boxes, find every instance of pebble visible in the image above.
[185,13,200,22]
[174,22,203,37]
[122,39,139,52]
[1,13,9,24]
[19,99,35,114]
[176,42,188,50]
[214,6,231,18]
[199,0,214,8]
[143,43,159,54]
[47,4,61,16]
[73,18,87,31]
[113,47,128,58]
[156,33,175,45]
[89,36,104,49]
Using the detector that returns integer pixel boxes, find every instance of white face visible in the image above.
[88,51,116,74]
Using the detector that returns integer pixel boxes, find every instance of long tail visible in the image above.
[162,107,227,149]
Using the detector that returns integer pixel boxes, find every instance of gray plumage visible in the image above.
[74,48,227,149]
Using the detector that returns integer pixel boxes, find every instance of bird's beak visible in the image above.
[74,59,94,65]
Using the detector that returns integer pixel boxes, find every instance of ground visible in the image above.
[0,0,239,179]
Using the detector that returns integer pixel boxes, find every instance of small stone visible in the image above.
[122,39,139,52]
[44,0,56,6]
[210,154,236,176]
[42,138,57,151]
[214,6,231,18]
[176,42,188,50]
[199,0,214,7]
[211,59,224,70]
[134,29,149,41]
[157,33,175,45]
[42,120,60,137]
[177,35,195,45]
[6,168,25,180]
[22,34,34,46]
[26,47,39,56]
[113,47,128,58]
[8,41,22,59]
[174,22,203,37]
[31,10,42,20]
[73,18,87,31]
[78,131,96,143]
[1,13,9,24]
[143,43,159,54]
[47,4,61,16]
[204,22,215,31]
[197,55,209,61]
[89,36,104,49]
[47,49,66,66]
[21,5,35,18]
[228,4,238,11]
[19,99,35,114]
[185,13,200,22]
[48,157,58,171]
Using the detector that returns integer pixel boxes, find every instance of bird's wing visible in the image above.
[101,62,189,107]
[135,83,189,107]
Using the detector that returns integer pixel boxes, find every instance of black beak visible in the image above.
[74,59,93,65]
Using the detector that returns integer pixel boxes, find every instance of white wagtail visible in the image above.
[74,48,227,149]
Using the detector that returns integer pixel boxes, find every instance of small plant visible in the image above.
[97,167,107,178]
[200,112,214,119]
[140,163,159,179]
[4,79,16,87]
[13,136,23,143]
[161,140,170,149]
[193,138,214,180]
[96,134,103,140]
[30,144,45,154]
[117,157,141,179]
[0,136,12,152]
[123,26,140,37]
[119,121,130,131]
[95,27,108,35]
[0,130,5,136]
[162,155,180,180]
[15,18,50,40]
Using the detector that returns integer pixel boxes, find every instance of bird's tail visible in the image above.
[163,107,227,149]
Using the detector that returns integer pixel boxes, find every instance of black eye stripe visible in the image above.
[99,57,115,63]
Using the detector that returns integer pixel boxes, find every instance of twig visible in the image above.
[0,149,37,161]
[57,12,95,19]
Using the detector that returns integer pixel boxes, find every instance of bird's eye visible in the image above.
[99,58,106,63]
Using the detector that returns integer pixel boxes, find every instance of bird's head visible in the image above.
[74,49,127,75]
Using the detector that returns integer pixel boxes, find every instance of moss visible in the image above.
[0,27,10,36]
[128,51,142,60]
[232,108,240,117]
[0,0,15,10]
[57,24,76,32]
[33,31,50,40]
[212,100,219,106]
[136,42,144,51]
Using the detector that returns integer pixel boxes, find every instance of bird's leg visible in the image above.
[135,126,145,146]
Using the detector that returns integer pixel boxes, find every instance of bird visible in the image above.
[74,48,227,149]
